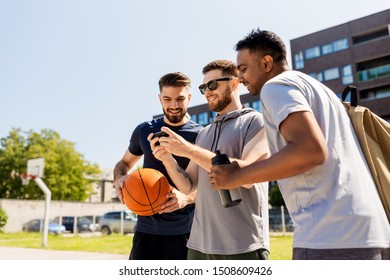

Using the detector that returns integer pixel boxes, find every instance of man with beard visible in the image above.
[151,60,270,260]
[208,29,390,260]
[113,72,202,260]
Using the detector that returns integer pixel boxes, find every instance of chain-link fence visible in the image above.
[269,206,293,233]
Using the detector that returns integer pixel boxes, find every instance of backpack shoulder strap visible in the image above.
[342,85,358,107]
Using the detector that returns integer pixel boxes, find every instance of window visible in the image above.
[342,65,354,85]
[376,88,390,99]
[209,111,217,123]
[360,86,390,100]
[332,38,349,51]
[297,38,349,65]
[190,114,197,122]
[353,28,389,45]
[360,90,376,100]
[323,67,339,81]
[309,72,323,82]
[294,51,304,69]
[321,38,349,56]
[321,43,333,55]
[197,112,209,125]
[251,100,262,112]
[358,64,390,82]
[304,46,320,59]
[377,64,390,78]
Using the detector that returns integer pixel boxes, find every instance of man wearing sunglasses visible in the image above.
[113,72,203,260]
[151,60,270,260]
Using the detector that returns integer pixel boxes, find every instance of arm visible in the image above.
[208,111,328,189]
[158,127,216,172]
[158,186,197,214]
[157,126,269,190]
[113,149,142,203]
[150,131,199,195]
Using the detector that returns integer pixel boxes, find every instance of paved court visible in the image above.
[0,246,128,260]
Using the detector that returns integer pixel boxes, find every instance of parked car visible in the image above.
[83,215,101,232]
[53,216,94,233]
[22,219,66,234]
[99,210,137,235]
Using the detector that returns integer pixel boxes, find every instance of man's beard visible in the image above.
[246,83,260,96]
[163,108,186,123]
[249,87,259,96]
[208,88,232,113]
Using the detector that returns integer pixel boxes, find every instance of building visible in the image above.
[87,167,117,203]
[186,93,261,126]
[290,9,390,121]
[168,9,390,126]
[90,10,390,208]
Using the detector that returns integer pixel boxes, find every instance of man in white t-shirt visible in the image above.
[208,29,390,260]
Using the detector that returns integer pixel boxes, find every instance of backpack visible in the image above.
[341,85,390,223]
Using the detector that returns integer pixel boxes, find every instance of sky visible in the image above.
[1,0,389,170]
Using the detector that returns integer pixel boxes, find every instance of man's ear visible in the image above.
[231,77,240,91]
[262,55,274,73]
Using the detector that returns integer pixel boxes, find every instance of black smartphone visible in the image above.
[152,131,169,139]
[152,131,169,146]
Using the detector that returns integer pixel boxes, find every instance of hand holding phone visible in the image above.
[152,131,169,146]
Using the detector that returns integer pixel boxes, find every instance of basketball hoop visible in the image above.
[20,158,44,186]
[20,174,36,186]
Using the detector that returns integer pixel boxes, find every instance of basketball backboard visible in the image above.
[27,158,45,178]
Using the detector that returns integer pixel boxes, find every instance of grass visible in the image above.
[0,232,293,260]
[269,234,293,260]
[0,232,133,255]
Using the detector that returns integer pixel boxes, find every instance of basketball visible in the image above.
[122,168,171,216]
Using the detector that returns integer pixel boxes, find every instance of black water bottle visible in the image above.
[211,150,243,208]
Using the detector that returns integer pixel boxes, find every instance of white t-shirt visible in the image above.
[261,70,390,249]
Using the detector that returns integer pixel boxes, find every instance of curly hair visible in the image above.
[235,28,287,62]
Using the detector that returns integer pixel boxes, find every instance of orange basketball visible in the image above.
[122,168,171,216]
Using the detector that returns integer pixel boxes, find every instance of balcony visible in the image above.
[358,64,390,82]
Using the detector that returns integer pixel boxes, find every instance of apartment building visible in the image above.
[290,9,390,121]
[156,9,390,126]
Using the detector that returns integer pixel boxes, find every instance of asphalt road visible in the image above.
[0,246,128,260]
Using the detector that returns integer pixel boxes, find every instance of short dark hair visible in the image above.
[235,29,287,62]
[158,72,191,92]
[202,60,238,77]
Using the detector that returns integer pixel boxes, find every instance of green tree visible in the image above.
[0,128,101,201]
[269,181,286,207]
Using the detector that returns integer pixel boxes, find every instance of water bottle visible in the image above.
[211,150,243,208]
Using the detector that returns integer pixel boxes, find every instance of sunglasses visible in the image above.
[198,77,233,95]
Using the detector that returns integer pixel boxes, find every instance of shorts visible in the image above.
[129,231,190,260]
[293,247,390,260]
[187,248,270,260]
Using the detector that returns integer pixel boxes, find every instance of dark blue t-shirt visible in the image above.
[128,116,203,235]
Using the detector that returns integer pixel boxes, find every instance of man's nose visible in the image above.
[170,100,179,107]
[237,73,244,83]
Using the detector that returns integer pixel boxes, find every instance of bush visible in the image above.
[0,208,8,232]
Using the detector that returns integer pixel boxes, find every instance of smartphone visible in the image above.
[152,131,169,139]
[152,131,169,146]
